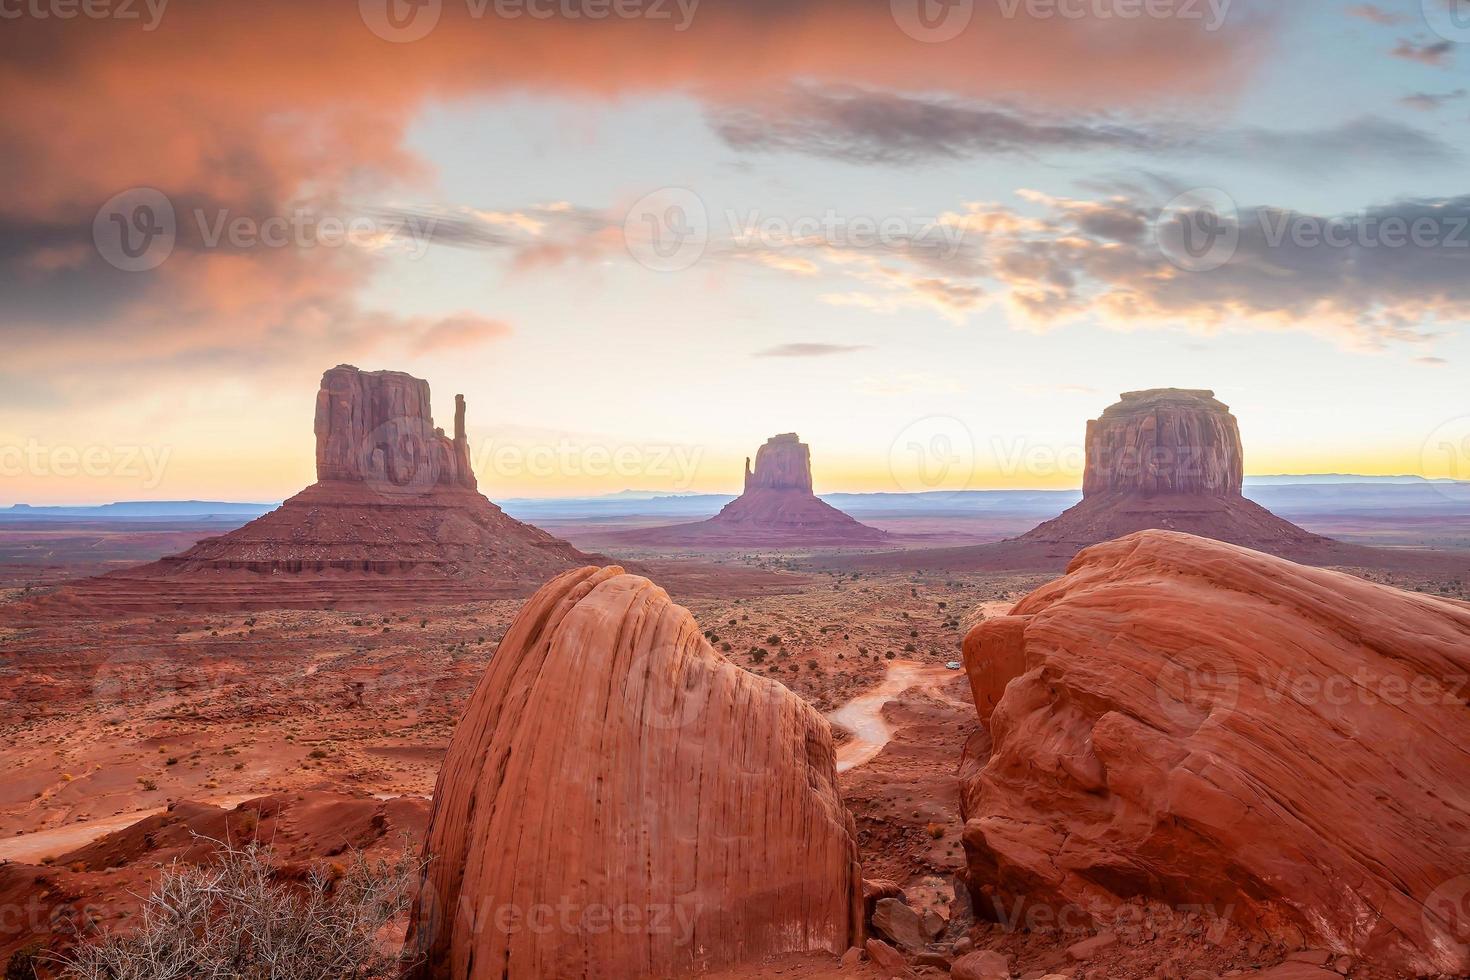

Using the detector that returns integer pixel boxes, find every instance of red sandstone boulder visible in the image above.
[405,566,862,978]
[959,530,1470,975]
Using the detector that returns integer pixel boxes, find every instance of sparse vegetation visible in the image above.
[55,838,423,980]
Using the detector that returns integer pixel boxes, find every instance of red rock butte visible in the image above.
[959,530,1470,975]
[1020,388,1326,553]
[52,365,599,611]
[618,433,888,547]
[405,566,863,979]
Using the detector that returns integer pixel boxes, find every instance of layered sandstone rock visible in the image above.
[620,434,887,546]
[315,364,476,492]
[60,366,598,609]
[1022,389,1324,554]
[959,530,1470,975]
[1081,389,1242,497]
[406,566,862,978]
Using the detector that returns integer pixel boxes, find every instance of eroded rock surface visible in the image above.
[959,530,1470,975]
[406,566,862,979]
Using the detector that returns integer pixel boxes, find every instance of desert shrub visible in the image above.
[6,942,44,979]
[55,838,422,980]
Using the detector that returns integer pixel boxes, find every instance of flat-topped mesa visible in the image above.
[744,432,815,493]
[1083,388,1243,499]
[313,364,476,491]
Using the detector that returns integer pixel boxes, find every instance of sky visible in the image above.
[3,0,1470,503]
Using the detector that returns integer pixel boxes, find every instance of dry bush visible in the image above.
[56,838,423,980]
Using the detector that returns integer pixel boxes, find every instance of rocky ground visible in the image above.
[0,537,1462,977]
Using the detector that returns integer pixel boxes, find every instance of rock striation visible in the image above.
[59,366,599,610]
[618,433,887,547]
[1021,389,1324,554]
[405,566,863,978]
[958,530,1470,975]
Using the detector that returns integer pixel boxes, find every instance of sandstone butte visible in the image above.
[958,529,1470,976]
[1020,388,1327,553]
[404,565,863,979]
[49,365,598,610]
[619,433,888,547]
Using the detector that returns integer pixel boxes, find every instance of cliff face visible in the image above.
[406,567,862,979]
[314,364,476,493]
[1020,389,1322,554]
[958,531,1470,975]
[1082,389,1244,498]
[62,365,600,610]
[744,433,815,493]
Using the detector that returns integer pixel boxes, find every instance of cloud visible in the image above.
[1399,89,1467,110]
[1392,39,1456,65]
[752,343,872,357]
[709,88,1456,168]
[1346,4,1407,25]
[412,314,513,353]
[941,191,1470,351]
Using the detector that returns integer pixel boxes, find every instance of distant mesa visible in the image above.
[616,433,889,547]
[52,365,601,610]
[1018,388,1328,553]
[405,566,862,978]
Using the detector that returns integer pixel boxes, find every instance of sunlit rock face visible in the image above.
[406,566,863,979]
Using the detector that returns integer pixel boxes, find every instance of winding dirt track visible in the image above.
[827,661,963,772]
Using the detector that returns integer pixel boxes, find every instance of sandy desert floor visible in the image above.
[1,520,1465,977]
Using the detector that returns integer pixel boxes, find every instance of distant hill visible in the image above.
[6,476,1469,525]
[0,501,276,521]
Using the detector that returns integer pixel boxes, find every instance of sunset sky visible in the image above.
[3,0,1469,503]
